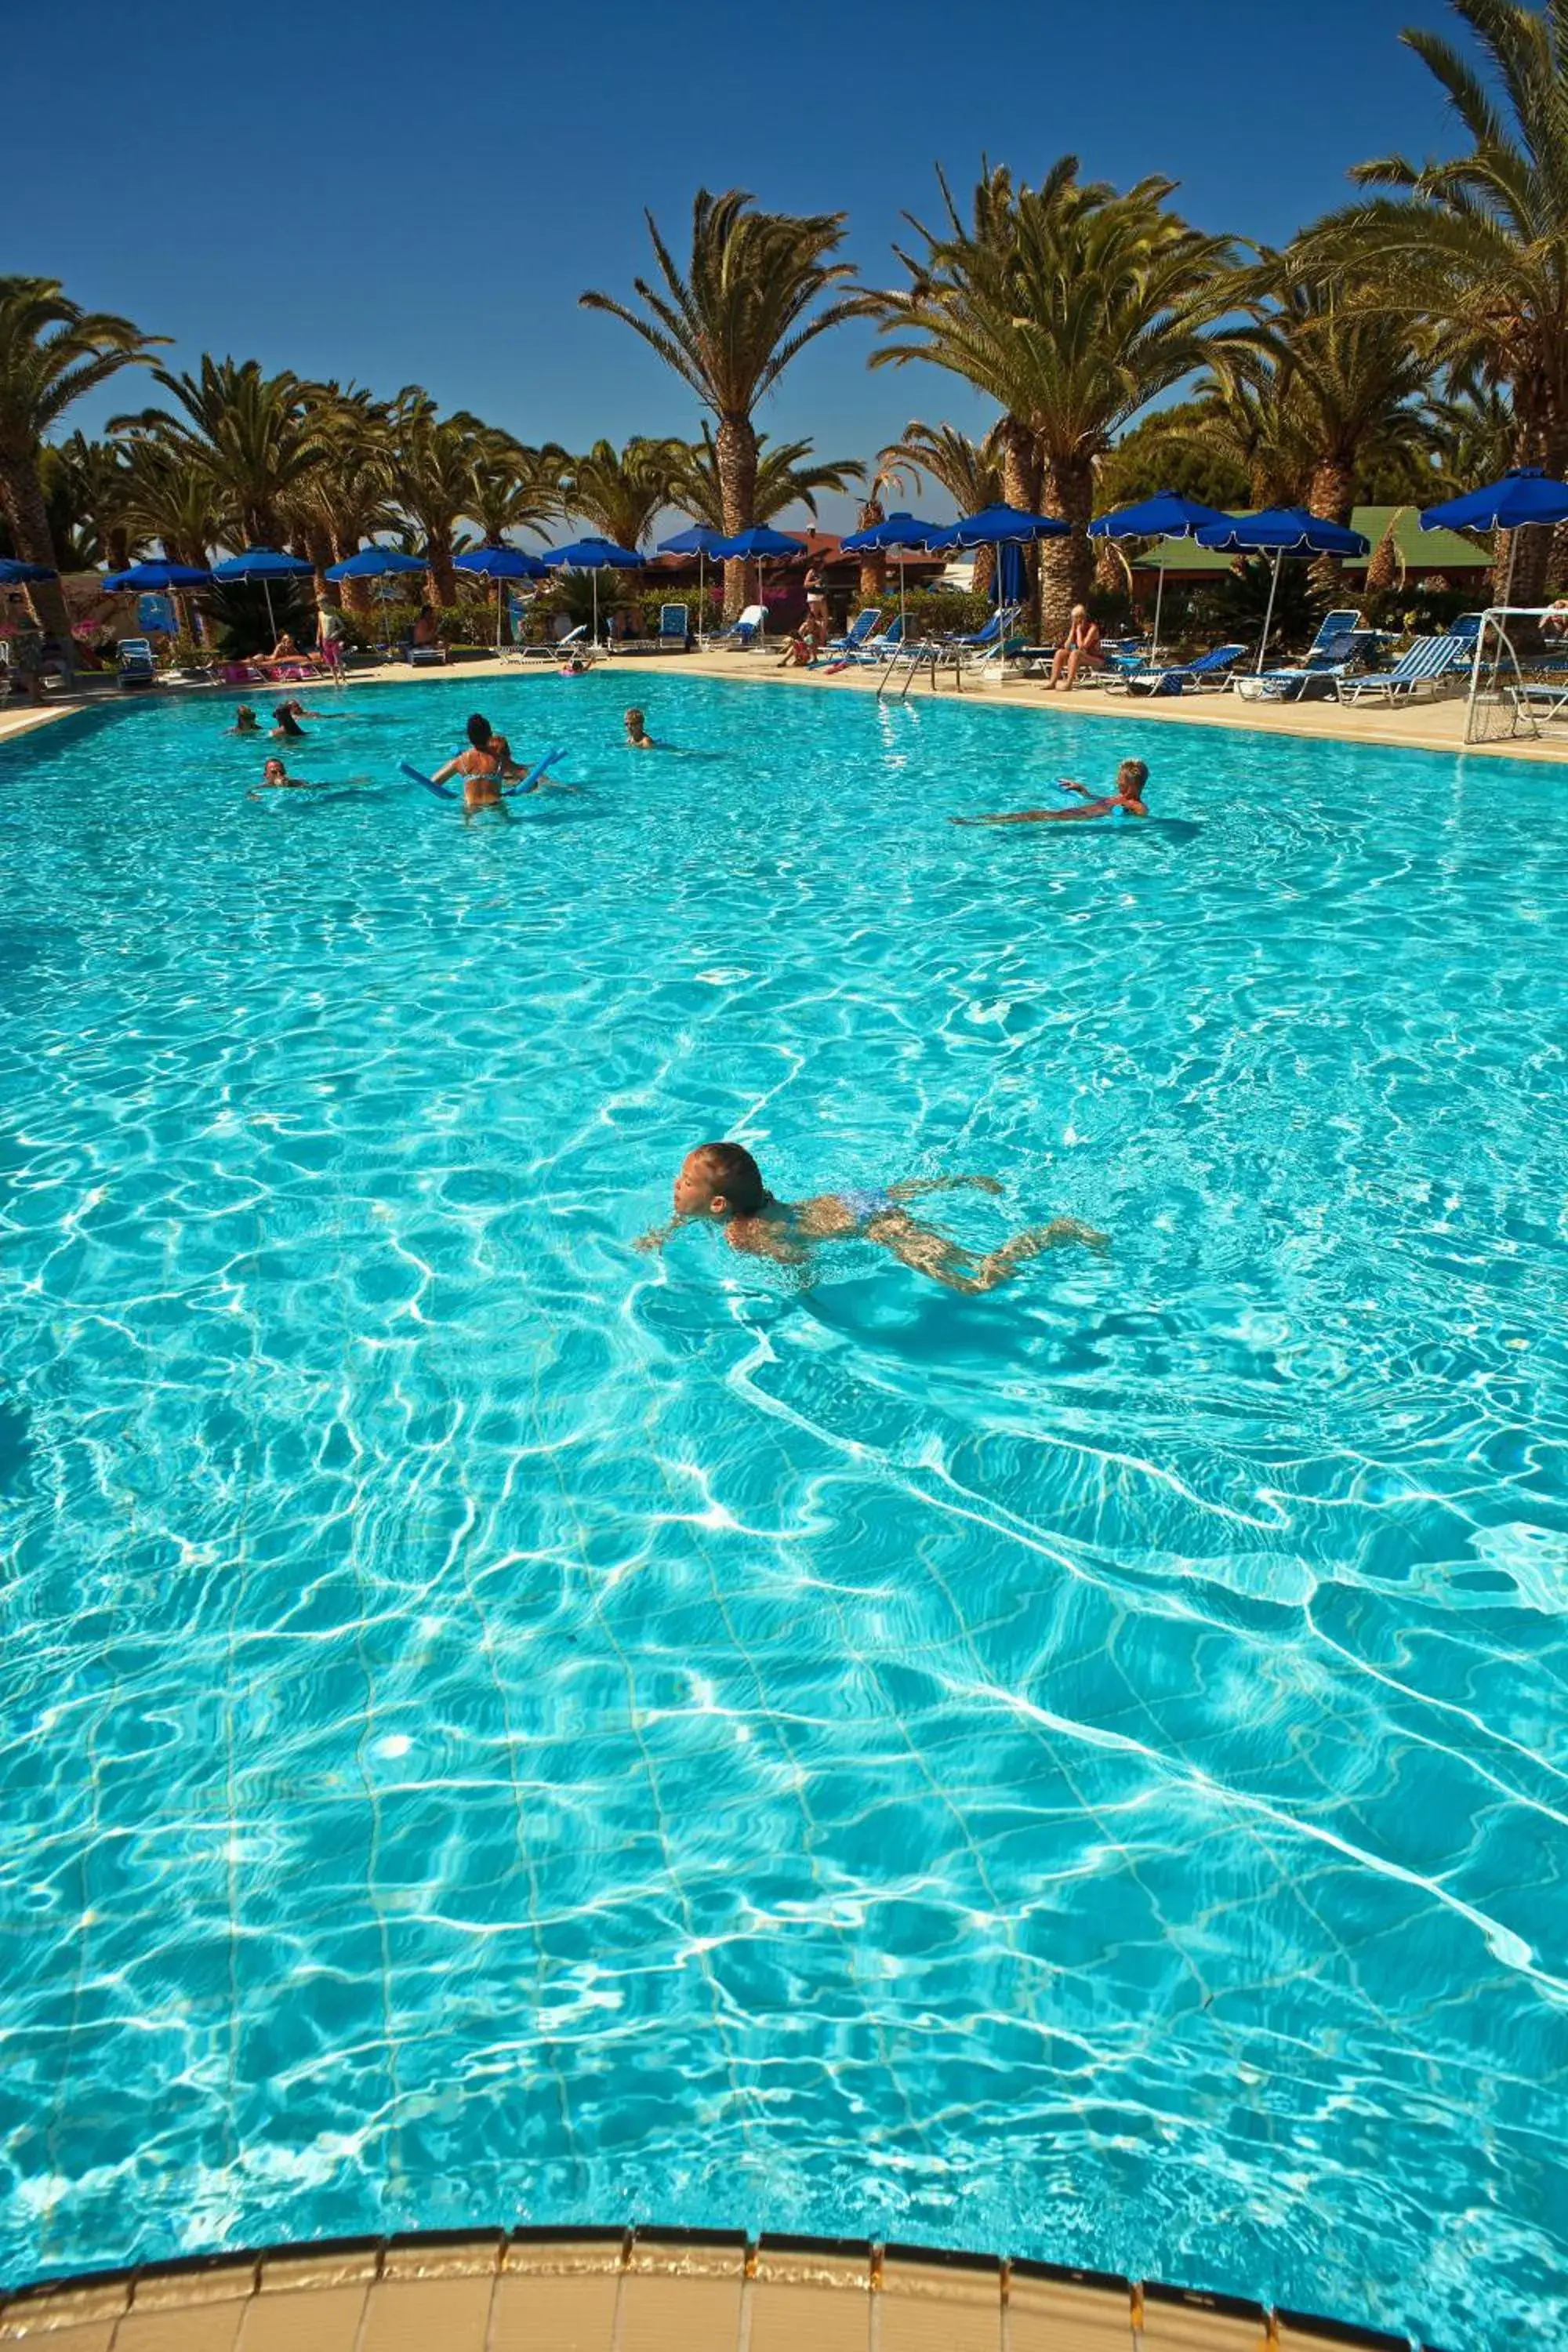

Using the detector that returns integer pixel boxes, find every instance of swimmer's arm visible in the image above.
[728,1219,809,1265]
[633,1216,684,1254]
[1056,777,1094,797]
[887,1175,1005,1200]
[430,757,463,785]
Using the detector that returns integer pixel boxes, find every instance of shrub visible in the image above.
[892,588,994,637]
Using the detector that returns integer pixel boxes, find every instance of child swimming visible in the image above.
[230,705,260,735]
[637,1142,1105,1293]
[249,756,318,793]
[955,758,1149,826]
[624,706,655,749]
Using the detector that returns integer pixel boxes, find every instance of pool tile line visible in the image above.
[0,2228,1454,2351]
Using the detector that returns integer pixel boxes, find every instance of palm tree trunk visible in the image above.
[1307,454,1356,594]
[1364,520,1401,598]
[0,448,74,643]
[426,542,458,610]
[1000,420,1040,636]
[859,554,887,602]
[717,412,759,619]
[1039,450,1095,641]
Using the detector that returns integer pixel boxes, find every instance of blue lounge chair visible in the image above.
[826,608,883,659]
[834,615,906,666]
[949,604,1022,656]
[117,637,158,691]
[713,602,767,650]
[1121,642,1247,696]
[1234,630,1362,701]
[1335,631,1477,705]
[658,603,692,650]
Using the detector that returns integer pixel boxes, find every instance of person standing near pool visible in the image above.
[638,1142,1105,1292]
[955,760,1149,826]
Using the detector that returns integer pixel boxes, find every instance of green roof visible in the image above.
[1133,504,1490,573]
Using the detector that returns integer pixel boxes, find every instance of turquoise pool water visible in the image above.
[1,673,1565,2344]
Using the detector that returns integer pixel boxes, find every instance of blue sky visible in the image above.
[9,0,1461,528]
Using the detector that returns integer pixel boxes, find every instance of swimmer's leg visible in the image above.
[869,1210,1106,1293]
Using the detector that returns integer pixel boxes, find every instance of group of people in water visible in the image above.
[230,681,1131,1288]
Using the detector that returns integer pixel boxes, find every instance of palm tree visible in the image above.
[114,357,328,550]
[872,161,1237,633]
[880,419,1006,599]
[1316,0,1568,604]
[118,439,218,568]
[669,424,864,532]
[581,189,872,612]
[53,431,138,571]
[561,436,688,552]
[1220,252,1436,580]
[387,394,489,606]
[467,436,566,546]
[0,276,161,636]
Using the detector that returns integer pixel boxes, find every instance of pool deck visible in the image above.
[0,2230,1421,2352]
[4,646,1566,765]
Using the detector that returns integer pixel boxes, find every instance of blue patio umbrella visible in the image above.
[103,560,213,590]
[839,511,943,635]
[212,546,314,641]
[1196,506,1370,670]
[927,503,1069,659]
[324,546,427,580]
[543,536,647,647]
[1421,467,1568,606]
[0,556,59,585]
[708,525,808,642]
[1089,490,1229,663]
[656,524,729,639]
[324,546,428,655]
[454,544,553,647]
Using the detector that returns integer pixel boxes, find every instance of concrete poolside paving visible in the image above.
[0,2231,1421,2352]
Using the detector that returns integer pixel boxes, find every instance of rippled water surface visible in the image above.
[2,674,1566,2343]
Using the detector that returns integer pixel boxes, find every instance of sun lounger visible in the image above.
[1335,631,1476,704]
[657,603,691,650]
[1120,641,1247,695]
[511,623,591,664]
[715,602,767,650]
[117,637,158,691]
[1233,631,1360,701]
[949,605,1021,659]
[825,608,884,660]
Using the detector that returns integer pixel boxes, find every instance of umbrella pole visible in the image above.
[1257,550,1283,672]
[1152,552,1166,667]
[263,577,277,644]
[698,550,705,645]
[592,569,599,648]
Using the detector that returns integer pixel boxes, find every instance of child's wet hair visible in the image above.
[1118,759,1149,791]
[691,1141,764,1214]
[466,712,492,749]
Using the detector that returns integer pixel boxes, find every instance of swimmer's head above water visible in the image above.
[1116,759,1149,807]
[673,1142,767,1223]
[624,707,654,748]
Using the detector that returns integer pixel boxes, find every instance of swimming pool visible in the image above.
[2,673,1564,2347]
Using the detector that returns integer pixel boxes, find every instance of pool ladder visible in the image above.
[876,640,965,699]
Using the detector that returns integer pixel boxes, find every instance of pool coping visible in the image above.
[0,2227,1455,2350]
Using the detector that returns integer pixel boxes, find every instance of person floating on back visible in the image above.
[954,759,1149,827]
[637,1142,1105,1293]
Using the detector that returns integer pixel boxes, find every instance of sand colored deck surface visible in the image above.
[0,2233,1419,2352]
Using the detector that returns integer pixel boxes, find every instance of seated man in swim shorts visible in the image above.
[954,759,1149,826]
[637,1142,1105,1293]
